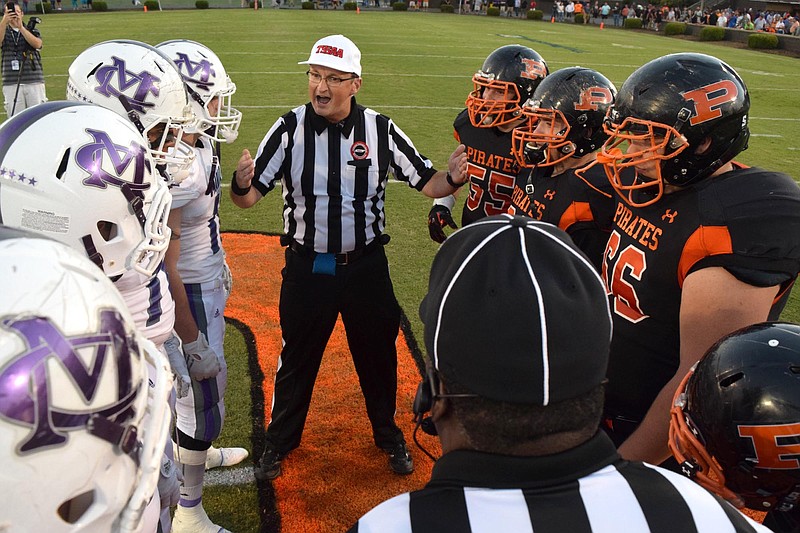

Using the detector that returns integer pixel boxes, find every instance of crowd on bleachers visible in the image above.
[451,0,800,35]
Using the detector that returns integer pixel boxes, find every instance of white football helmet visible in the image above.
[66,39,197,183]
[156,39,242,143]
[0,101,172,279]
[0,228,172,533]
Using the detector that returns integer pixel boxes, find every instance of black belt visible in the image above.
[288,239,380,265]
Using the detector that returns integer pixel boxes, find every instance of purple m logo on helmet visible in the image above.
[76,129,151,192]
[0,311,139,454]
[172,52,215,93]
[94,56,161,114]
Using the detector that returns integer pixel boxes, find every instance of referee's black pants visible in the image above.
[265,244,406,454]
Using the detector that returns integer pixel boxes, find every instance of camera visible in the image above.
[6,2,15,14]
[26,16,40,30]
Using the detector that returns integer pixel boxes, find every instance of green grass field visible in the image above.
[26,8,800,531]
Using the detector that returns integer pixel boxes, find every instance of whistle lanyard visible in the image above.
[10,29,21,60]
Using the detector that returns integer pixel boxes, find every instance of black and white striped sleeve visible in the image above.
[378,113,437,191]
[251,110,295,197]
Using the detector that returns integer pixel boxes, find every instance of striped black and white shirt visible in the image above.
[1,27,43,86]
[251,98,437,253]
[348,432,770,533]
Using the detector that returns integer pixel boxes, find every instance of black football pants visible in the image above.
[264,245,405,453]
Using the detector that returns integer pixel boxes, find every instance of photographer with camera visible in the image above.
[1,2,43,117]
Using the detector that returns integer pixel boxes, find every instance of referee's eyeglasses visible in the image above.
[306,70,358,87]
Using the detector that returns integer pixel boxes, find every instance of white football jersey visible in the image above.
[114,266,176,347]
[170,139,225,284]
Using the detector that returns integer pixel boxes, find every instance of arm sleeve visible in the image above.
[384,117,437,192]
[251,115,290,197]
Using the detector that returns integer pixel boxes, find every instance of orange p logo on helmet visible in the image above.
[681,80,739,126]
[575,86,614,111]
[520,58,547,80]
[737,422,800,469]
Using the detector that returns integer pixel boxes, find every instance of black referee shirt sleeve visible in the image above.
[251,113,291,197]
[382,116,437,191]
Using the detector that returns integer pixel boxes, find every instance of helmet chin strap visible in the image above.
[81,235,104,270]
[117,95,146,136]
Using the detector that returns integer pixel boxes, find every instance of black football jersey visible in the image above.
[508,163,615,271]
[603,166,800,421]
[453,110,520,226]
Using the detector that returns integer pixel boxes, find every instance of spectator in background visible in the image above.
[755,13,766,30]
[612,2,620,25]
[566,0,574,19]
[0,2,44,117]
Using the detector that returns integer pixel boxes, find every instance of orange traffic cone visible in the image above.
[600,21,604,28]
[356,5,360,12]
[551,15,554,22]
[143,4,147,11]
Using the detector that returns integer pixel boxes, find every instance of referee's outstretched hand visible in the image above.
[447,144,469,185]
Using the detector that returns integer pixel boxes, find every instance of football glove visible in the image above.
[428,205,458,244]
[163,333,191,399]
[183,331,221,381]
[158,455,182,509]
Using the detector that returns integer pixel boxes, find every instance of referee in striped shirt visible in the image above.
[231,34,468,481]
[349,215,771,533]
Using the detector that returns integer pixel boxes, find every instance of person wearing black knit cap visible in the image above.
[349,214,771,533]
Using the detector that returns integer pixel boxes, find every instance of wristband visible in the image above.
[230,171,252,196]
[445,171,464,189]
[433,194,456,210]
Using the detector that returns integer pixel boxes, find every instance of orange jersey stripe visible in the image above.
[558,201,594,232]
[677,225,733,286]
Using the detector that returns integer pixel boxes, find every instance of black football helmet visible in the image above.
[598,53,750,207]
[465,45,549,129]
[512,67,616,168]
[669,322,800,512]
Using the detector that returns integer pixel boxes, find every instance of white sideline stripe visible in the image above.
[750,134,783,138]
[204,466,255,487]
[47,71,800,90]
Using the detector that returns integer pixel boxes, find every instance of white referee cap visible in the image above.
[299,34,362,77]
